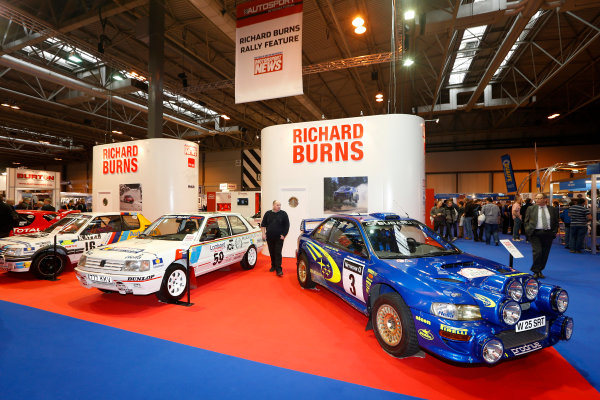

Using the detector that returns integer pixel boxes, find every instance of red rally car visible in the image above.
[11,210,80,236]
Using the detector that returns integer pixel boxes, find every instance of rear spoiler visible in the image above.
[300,218,326,233]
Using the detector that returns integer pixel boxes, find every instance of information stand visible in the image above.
[499,239,524,268]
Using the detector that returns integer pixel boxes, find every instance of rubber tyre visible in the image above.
[371,292,420,358]
[297,253,316,289]
[156,264,188,302]
[30,250,67,279]
[241,245,257,270]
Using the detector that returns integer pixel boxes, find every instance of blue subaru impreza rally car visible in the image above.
[296,213,573,364]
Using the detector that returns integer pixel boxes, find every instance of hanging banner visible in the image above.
[235,0,303,103]
[501,154,517,193]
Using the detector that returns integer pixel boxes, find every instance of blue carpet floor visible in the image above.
[0,300,416,400]
[453,233,600,389]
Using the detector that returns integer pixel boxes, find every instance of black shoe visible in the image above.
[533,272,545,279]
[277,270,283,277]
[269,267,276,272]
[495,242,499,246]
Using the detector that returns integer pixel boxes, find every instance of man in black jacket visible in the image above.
[0,197,19,237]
[524,193,559,279]
[261,200,290,277]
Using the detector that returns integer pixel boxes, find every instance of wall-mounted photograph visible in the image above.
[324,176,368,214]
[119,183,142,211]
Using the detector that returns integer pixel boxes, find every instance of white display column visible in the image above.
[6,168,61,208]
[261,114,425,257]
[92,138,199,222]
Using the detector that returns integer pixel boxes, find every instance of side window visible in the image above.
[216,216,231,238]
[121,215,141,230]
[311,219,336,243]
[104,215,123,232]
[200,217,231,240]
[18,214,35,227]
[83,216,121,234]
[329,220,367,257]
[228,216,249,235]
[42,213,58,222]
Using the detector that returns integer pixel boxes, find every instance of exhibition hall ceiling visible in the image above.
[0,0,599,168]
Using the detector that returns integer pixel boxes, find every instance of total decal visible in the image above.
[292,123,364,163]
[102,144,138,174]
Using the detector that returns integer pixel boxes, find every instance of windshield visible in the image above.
[142,216,204,241]
[43,215,91,234]
[362,220,459,259]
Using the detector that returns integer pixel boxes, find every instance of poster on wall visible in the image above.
[119,183,142,211]
[235,0,303,103]
[324,176,368,214]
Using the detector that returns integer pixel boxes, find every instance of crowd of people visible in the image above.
[10,197,88,212]
[430,194,595,252]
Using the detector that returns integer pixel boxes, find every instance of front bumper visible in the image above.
[75,267,162,295]
[412,309,573,364]
[0,255,32,272]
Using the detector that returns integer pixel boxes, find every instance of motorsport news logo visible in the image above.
[254,52,283,75]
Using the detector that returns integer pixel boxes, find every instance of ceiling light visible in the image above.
[222,115,230,120]
[113,74,124,81]
[375,93,383,99]
[10,105,20,110]
[352,17,365,27]
[38,141,50,144]
[354,26,366,34]
[403,58,414,66]
[375,98,383,102]
[404,10,415,20]
[112,130,123,134]
[547,113,560,119]
[54,157,62,161]
[568,162,577,166]
[68,51,82,63]
[1,103,10,107]
[12,162,20,165]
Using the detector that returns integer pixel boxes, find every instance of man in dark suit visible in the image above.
[524,193,559,279]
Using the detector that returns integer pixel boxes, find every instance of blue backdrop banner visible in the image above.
[501,154,517,192]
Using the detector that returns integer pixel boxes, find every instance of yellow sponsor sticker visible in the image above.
[505,272,528,277]
[416,316,431,325]
[440,324,468,336]
[418,329,434,340]
[473,293,496,308]
[308,242,341,283]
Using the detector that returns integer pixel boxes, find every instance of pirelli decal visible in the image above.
[440,324,468,336]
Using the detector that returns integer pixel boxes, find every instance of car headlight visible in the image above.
[77,255,87,267]
[123,260,150,272]
[501,301,521,325]
[4,247,23,256]
[482,338,504,364]
[524,278,539,300]
[431,303,482,321]
[551,289,569,313]
[506,280,523,302]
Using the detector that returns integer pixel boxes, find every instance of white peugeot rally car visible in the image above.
[0,212,150,279]
[75,212,263,302]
